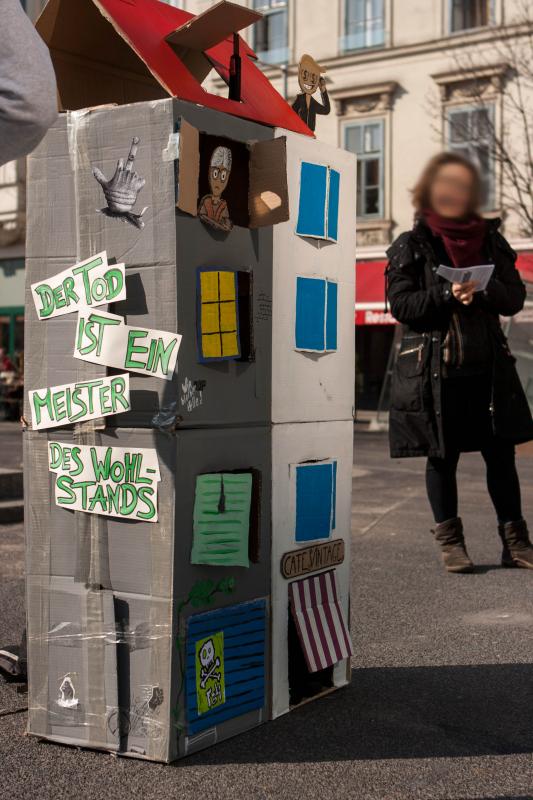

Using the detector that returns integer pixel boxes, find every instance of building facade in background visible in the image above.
[2,0,532,409]
[195,0,533,409]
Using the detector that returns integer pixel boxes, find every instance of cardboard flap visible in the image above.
[176,119,200,217]
[165,0,262,52]
[36,0,167,110]
[174,49,214,85]
[248,137,289,228]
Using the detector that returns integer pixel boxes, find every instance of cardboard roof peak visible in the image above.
[36,0,313,136]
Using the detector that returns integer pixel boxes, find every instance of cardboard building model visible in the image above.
[24,0,356,762]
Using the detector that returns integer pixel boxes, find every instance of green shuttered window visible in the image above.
[191,472,254,567]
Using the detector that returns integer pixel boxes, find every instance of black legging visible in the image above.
[426,439,522,524]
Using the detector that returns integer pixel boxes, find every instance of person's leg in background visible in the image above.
[426,449,460,523]
[426,449,474,573]
[481,439,533,569]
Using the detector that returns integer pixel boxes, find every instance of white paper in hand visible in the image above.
[436,263,494,292]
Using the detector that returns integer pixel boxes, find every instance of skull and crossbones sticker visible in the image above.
[199,638,221,688]
[195,632,225,714]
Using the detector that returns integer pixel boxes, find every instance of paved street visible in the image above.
[1,424,533,799]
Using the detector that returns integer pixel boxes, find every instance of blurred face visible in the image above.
[209,165,229,198]
[429,162,474,219]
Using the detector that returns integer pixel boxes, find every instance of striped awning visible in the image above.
[289,569,353,673]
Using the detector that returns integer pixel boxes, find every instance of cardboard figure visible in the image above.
[92,137,148,229]
[291,54,330,133]
[198,146,233,232]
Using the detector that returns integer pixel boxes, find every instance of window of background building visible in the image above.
[342,0,385,52]
[253,0,289,64]
[447,104,495,209]
[450,0,490,32]
[345,120,384,219]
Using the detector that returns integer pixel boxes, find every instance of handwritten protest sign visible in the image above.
[31,252,125,320]
[73,309,181,381]
[29,374,130,430]
[48,441,161,522]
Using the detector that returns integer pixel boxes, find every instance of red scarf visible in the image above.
[422,209,487,268]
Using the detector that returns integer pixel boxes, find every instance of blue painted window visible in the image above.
[296,162,340,241]
[295,461,337,542]
[186,599,266,735]
[295,277,338,352]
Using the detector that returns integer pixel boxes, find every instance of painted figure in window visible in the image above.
[291,54,330,133]
[198,146,233,232]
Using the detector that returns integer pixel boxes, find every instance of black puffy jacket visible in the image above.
[386,217,533,458]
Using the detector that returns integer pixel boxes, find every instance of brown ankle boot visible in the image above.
[498,520,533,569]
[432,517,474,573]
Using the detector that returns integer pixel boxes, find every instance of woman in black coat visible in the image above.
[386,152,533,573]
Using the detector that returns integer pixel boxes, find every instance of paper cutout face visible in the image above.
[92,137,148,229]
[198,146,233,232]
[209,165,230,198]
[298,54,325,95]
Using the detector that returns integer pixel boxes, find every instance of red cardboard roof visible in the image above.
[38,0,313,136]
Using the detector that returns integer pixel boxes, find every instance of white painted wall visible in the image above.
[271,129,356,423]
[270,420,354,718]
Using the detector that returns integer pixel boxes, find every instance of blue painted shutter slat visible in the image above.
[325,281,338,350]
[327,168,340,241]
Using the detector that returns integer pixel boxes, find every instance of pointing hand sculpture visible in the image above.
[92,137,148,229]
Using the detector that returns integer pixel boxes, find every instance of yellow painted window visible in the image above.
[198,270,240,360]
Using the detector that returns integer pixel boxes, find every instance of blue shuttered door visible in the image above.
[186,599,267,735]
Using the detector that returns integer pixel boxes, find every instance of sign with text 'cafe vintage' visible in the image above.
[31,252,125,320]
[74,309,181,381]
[48,441,161,522]
[281,538,345,579]
[29,374,130,430]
